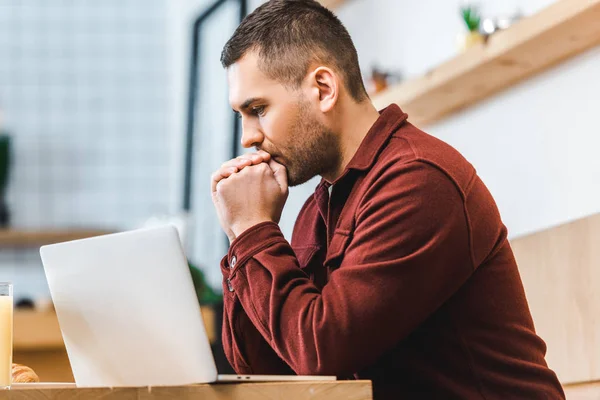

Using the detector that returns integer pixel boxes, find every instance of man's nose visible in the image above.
[240,124,264,149]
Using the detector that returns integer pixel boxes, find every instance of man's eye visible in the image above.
[252,106,266,117]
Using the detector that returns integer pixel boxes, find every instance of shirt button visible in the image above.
[230,256,237,269]
[226,278,234,292]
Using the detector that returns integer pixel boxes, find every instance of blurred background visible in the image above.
[1,0,599,391]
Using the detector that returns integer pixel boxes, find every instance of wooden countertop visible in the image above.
[4,376,598,399]
[3,380,374,400]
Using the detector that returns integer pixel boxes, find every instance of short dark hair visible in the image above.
[221,0,368,102]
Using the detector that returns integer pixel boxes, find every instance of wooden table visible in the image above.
[0,381,373,399]
[2,379,598,398]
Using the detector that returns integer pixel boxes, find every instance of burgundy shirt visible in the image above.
[220,104,564,399]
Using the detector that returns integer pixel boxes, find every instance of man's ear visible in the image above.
[308,66,339,113]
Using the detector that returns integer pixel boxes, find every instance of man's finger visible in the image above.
[221,152,271,171]
[238,151,270,165]
[255,150,272,161]
[213,152,273,192]
[221,158,250,170]
[268,159,288,193]
[211,166,238,192]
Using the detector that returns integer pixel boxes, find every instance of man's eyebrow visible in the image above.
[236,98,261,112]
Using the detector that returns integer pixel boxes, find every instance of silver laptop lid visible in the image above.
[40,226,217,387]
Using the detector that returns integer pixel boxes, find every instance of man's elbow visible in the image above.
[292,353,357,377]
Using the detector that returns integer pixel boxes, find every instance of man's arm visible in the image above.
[220,259,296,375]
[221,161,474,376]
[211,151,295,374]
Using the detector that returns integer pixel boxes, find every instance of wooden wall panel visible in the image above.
[511,214,600,384]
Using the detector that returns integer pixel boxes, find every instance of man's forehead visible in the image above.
[227,52,277,109]
[228,53,258,99]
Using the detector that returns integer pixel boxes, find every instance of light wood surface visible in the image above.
[373,0,600,126]
[13,311,85,382]
[510,213,600,384]
[2,379,597,399]
[0,229,111,248]
[14,311,64,350]
[13,349,74,383]
[563,380,600,399]
[1,380,373,399]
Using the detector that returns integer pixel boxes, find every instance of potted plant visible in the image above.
[458,4,484,51]
[188,262,223,306]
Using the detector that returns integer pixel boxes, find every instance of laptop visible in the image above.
[40,226,335,387]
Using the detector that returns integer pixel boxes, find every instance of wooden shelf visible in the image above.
[373,0,600,127]
[0,229,111,248]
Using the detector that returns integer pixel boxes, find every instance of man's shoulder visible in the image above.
[376,122,477,192]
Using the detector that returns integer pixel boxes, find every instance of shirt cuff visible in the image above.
[225,221,286,274]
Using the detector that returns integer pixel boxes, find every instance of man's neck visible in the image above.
[322,100,381,183]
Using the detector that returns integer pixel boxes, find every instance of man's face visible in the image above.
[228,52,340,186]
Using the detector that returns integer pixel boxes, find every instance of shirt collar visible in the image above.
[318,104,408,190]
[345,103,408,172]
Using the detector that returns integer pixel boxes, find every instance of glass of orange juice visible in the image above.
[0,283,12,389]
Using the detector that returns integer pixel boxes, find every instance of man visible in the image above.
[210,0,565,398]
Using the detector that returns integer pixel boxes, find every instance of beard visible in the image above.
[271,100,341,187]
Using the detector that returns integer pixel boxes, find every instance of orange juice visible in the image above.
[0,294,12,388]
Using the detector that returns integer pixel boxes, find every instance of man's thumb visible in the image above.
[268,159,288,192]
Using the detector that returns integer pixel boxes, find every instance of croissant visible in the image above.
[11,363,40,383]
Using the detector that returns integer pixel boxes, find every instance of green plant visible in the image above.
[461,5,481,32]
[189,262,223,305]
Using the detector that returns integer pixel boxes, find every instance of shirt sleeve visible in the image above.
[221,161,474,376]
[220,255,295,375]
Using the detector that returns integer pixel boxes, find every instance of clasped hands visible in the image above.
[211,150,289,243]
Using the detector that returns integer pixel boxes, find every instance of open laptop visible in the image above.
[40,226,334,387]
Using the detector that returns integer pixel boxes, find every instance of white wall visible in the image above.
[332,0,600,238]
[428,47,600,238]
[337,0,556,78]
[170,0,600,290]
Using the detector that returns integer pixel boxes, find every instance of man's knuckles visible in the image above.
[237,162,271,176]
[215,177,233,194]
[256,163,271,173]
[213,160,273,187]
